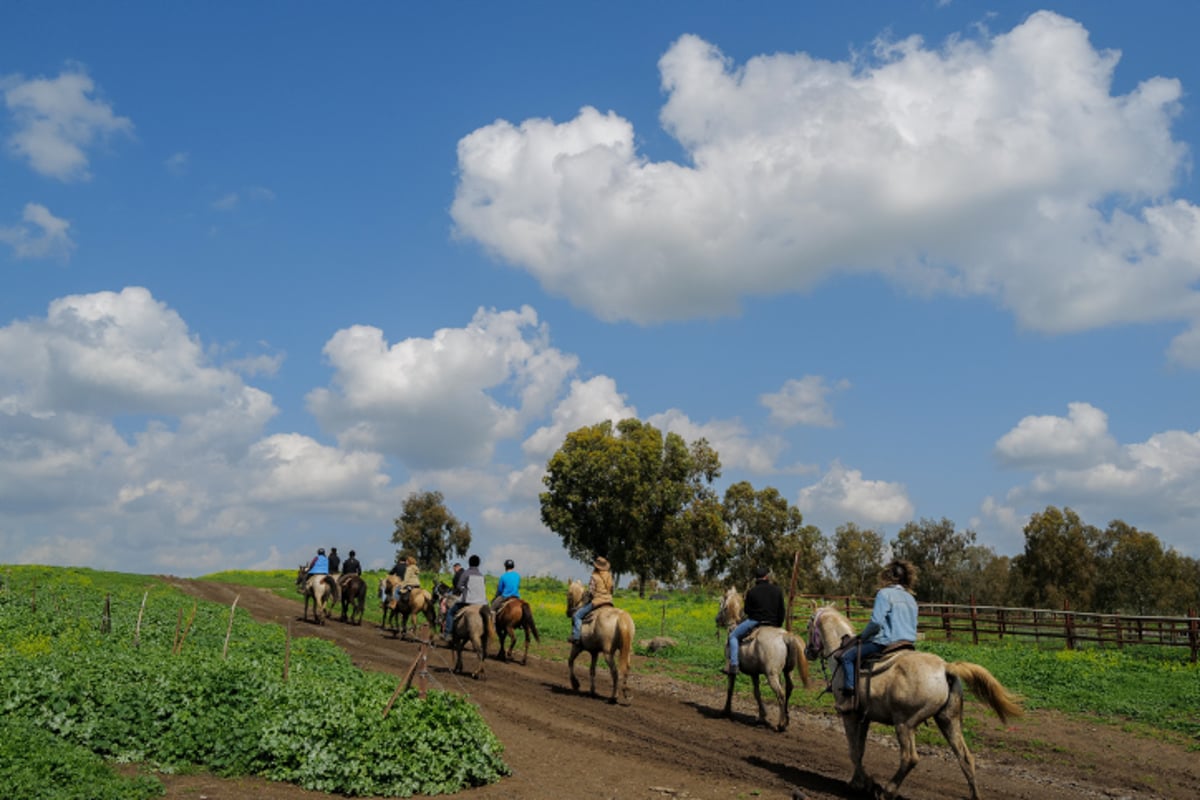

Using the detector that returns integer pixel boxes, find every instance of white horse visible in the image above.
[295,566,339,625]
[806,604,1022,800]
[716,586,809,732]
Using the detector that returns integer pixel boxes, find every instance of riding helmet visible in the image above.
[504,559,515,569]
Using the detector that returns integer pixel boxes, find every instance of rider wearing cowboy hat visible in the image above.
[569,555,613,644]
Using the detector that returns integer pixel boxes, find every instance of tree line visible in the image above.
[386,418,1200,616]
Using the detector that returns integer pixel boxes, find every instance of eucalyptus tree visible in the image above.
[391,490,471,573]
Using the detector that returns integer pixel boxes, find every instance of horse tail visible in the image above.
[617,613,634,676]
[945,661,1023,724]
[484,605,498,644]
[523,602,541,642]
[789,633,810,688]
[324,575,341,604]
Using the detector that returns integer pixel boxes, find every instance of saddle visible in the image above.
[580,601,612,625]
[737,623,773,645]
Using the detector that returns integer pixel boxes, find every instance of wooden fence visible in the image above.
[792,594,1200,663]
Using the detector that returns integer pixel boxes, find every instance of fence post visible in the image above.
[784,550,801,632]
[1114,613,1124,650]
[970,596,979,645]
[997,606,1006,641]
[101,593,111,634]
[1063,600,1075,650]
[941,604,952,640]
[1189,608,1198,665]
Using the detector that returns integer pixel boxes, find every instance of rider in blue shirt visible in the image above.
[491,559,521,611]
[305,548,329,578]
[837,559,918,713]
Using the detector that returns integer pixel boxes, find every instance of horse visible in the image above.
[337,573,367,625]
[565,578,635,705]
[492,597,541,664]
[295,566,340,625]
[806,604,1022,800]
[378,574,437,638]
[445,603,496,679]
[715,586,809,732]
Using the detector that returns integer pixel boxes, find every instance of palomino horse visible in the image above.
[492,598,541,664]
[445,603,495,679]
[565,579,635,705]
[337,573,367,625]
[378,575,437,638]
[806,604,1022,800]
[715,586,809,732]
[295,567,340,625]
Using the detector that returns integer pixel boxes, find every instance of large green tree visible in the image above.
[1011,505,1099,609]
[391,490,471,574]
[716,481,827,593]
[831,522,884,597]
[890,517,978,603]
[540,418,723,596]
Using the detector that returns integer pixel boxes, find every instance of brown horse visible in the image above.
[337,573,367,625]
[492,598,540,664]
[715,586,809,732]
[806,604,1022,800]
[445,603,496,679]
[295,566,340,625]
[378,575,437,638]
[565,579,635,705]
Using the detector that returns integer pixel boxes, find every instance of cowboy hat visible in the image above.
[593,556,610,570]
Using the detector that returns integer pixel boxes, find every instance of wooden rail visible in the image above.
[793,594,1199,663]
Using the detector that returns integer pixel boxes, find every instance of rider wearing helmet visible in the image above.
[305,547,329,578]
[490,557,521,612]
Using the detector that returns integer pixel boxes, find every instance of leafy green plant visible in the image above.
[0,566,509,797]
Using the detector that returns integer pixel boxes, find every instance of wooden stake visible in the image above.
[133,591,148,648]
[223,595,240,660]
[101,593,112,634]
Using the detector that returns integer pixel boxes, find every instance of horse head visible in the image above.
[806,605,853,661]
[565,579,585,616]
[715,585,742,630]
[295,565,309,591]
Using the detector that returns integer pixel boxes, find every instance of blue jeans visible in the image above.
[571,602,594,640]
[727,619,759,669]
[444,601,465,636]
[840,639,884,690]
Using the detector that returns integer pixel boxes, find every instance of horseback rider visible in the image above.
[490,558,521,612]
[341,549,362,576]
[328,547,341,574]
[721,565,785,676]
[569,555,613,644]
[391,555,420,602]
[304,548,329,579]
[836,559,919,714]
[442,554,486,640]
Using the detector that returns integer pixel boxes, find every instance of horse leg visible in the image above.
[568,645,582,692]
[763,670,789,732]
[843,715,873,794]
[588,651,599,697]
[605,650,620,704]
[881,724,920,800]
[751,674,771,728]
[935,705,979,800]
[781,667,795,731]
[722,671,736,717]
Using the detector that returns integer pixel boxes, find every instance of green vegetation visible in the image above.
[0,565,508,798]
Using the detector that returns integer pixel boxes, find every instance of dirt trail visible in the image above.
[154,578,1200,800]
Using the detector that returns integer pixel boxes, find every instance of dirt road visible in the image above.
[154,578,1200,800]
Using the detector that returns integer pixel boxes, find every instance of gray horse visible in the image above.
[716,586,809,731]
[445,603,495,679]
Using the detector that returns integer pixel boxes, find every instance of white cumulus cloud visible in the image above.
[3,67,133,181]
[0,203,74,260]
[451,12,1200,363]
[796,461,914,529]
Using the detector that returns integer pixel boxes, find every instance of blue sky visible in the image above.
[3,2,1199,581]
